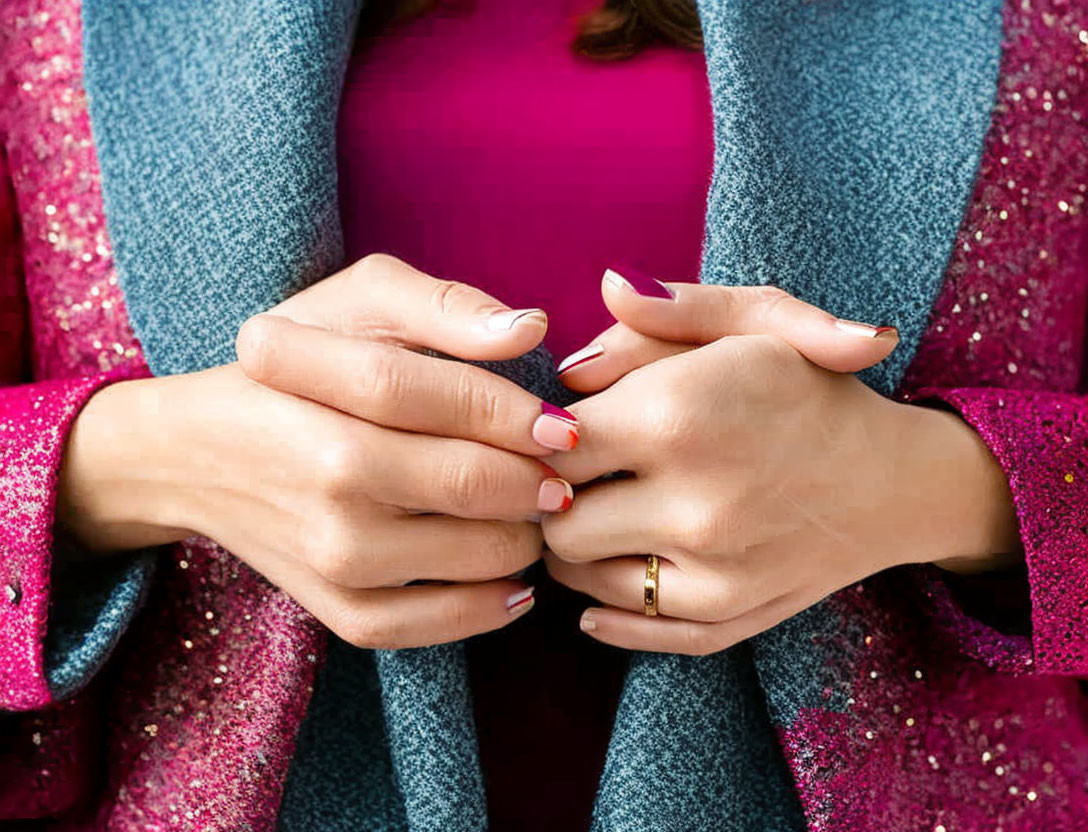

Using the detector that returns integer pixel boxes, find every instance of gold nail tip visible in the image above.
[579,611,597,632]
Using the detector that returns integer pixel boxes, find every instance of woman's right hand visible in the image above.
[57,254,578,648]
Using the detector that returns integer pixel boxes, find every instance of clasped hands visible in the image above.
[231,254,1021,655]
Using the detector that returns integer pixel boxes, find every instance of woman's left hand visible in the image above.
[542,270,1022,655]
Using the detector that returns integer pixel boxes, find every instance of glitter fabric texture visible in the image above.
[0,2,153,712]
[3,2,1088,832]
[1,2,323,829]
[784,2,1088,829]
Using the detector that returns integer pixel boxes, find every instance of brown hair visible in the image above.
[357,0,703,60]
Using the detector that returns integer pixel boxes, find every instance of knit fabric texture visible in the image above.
[77,0,1004,829]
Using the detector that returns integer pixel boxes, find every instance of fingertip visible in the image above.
[482,307,549,335]
[505,585,536,615]
[458,308,549,361]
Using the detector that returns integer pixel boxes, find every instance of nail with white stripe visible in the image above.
[557,343,605,375]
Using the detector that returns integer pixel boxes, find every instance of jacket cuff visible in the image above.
[906,385,1088,676]
[0,363,149,710]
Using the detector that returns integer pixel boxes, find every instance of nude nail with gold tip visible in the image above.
[532,402,579,451]
[557,343,605,375]
[506,587,536,615]
[579,610,597,632]
[486,308,547,331]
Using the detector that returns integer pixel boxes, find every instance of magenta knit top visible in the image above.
[5,1,1088,831]
[338,0,714,361]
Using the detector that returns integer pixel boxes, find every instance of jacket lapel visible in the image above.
[83,0,1004,828]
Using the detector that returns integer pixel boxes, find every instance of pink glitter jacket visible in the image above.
[3,0,1088,830]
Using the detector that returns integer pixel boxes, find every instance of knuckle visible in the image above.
[673,502,727,554]
[351,343,406,412]
[313,436,364,502]
[353,252,402,281]
[477,523,540,578]
[752,284,790,308]
[434,593,472,638]
[338,609,398,649]
[641,390,695,449]
[304,518,361,587]
[428,279,478,316]
[699,581,741,622]
[234,314,280,382]
[539,521,582,563]
[436,452,503,514]
[678,621,721,656]
[452,367,508,435]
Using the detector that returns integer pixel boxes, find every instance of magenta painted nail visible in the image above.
[532,402,579,451]
[557,343,605,375]
[604,266,675,300]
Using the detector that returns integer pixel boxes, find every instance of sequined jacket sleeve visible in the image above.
[0,152,153,712]
[905,384,1088,677]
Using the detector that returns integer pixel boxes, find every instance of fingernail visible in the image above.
[486,308,547,332]
[603,266,674,300]
[579,610,597,632]
[537,478,574,513]
[532,402,579,451]
[834,319,899,341]
[506,587,535,614]
[557,343,605,374]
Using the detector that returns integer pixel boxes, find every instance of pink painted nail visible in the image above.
[603,266,675,300]
[506,587,535,614]
[537,478,574,513]
[485,308,547,332]
[532,402,579,451]
[834,319,899,340]
[557,343,605,375]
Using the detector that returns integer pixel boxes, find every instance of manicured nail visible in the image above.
[557,343,605,375]
[537,478,574,513]
[834,319,899,340]
[532,402,579,451]
[506,587,535,614]
[486,308,547,332]
[603,266,674,300]
[579,610,597,632]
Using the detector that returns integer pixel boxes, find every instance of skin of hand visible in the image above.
[541,269,1023,655]
[56,254,582,649]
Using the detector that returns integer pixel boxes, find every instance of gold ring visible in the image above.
[644,555,660,617]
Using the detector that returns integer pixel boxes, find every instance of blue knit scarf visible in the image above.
[76,1,1004,828]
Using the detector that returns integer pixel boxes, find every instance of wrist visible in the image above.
[891,401,1022,574]
[57,375,197,554]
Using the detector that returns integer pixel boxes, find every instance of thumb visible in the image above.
[261,253,547,362]
[598,266,898,374]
